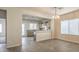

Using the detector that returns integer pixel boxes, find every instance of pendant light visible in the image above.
[54,7,60,19]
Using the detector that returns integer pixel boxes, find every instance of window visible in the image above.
[69,19,79,35]
[0,24,2,33]
[22,24,25,35]
[29,23,37,30]
[61,19,79,35]
[33,24,37,30]
[29,23,34,30]
[61,20,69,34]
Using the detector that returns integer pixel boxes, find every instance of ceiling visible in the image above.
[50,7,79,15]
[21,7,79,19]
[0,7,79,19]
[23,14,51,21]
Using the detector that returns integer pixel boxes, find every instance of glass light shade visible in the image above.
[54,15,60,19]
[52,15,60,19]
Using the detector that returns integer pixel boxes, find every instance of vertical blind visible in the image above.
[61,10,79,35]
[61,19,79,35]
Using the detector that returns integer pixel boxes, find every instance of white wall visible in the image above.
[0,7,52,48]
[6,8,22,48]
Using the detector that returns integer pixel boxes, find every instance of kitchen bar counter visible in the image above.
[35,30,52,41]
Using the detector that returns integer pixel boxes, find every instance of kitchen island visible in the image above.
[35,30,52,41]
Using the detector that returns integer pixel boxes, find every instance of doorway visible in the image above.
[0,9,7,45]
[21,15,40,47]
[21,19,36,46]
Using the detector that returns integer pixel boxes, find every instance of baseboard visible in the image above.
[6,43,21,48]
[55,38,79,44]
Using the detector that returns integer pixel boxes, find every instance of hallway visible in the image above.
[1,38,79,52]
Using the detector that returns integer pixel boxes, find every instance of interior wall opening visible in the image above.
[0,9,7,45]
[21,15,51,46]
